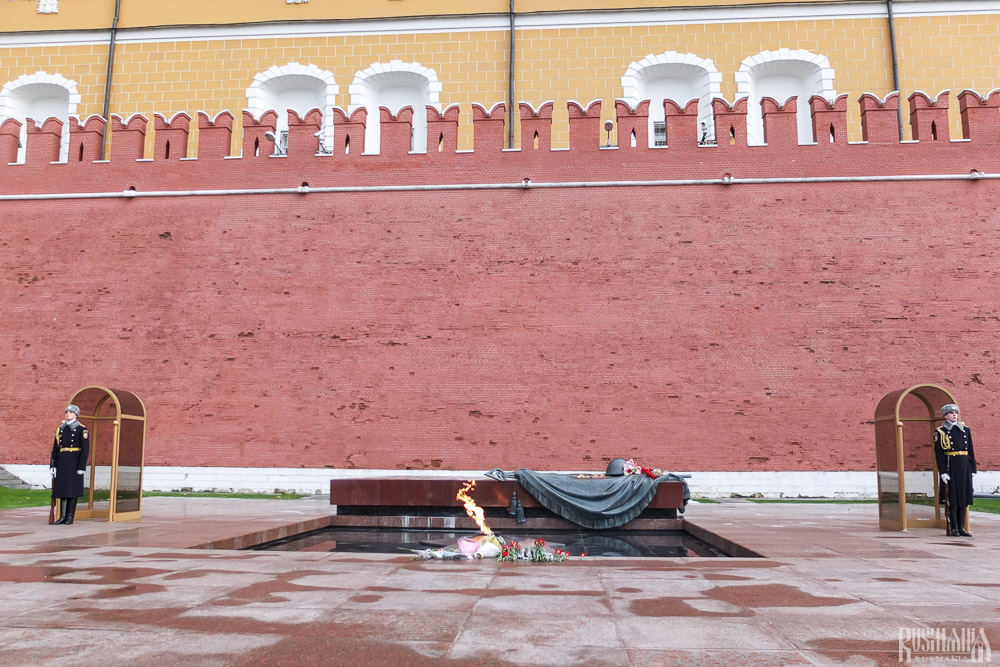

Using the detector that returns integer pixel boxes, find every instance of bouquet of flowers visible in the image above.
[412,536,581,562]
[410,534,502,560]
[497,538,569,563]
[623,458,663,479]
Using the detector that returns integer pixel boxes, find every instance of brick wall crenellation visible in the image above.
[2,91,999,185]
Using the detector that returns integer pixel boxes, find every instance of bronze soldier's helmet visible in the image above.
[606,458,627,476]
[940,403,959,417]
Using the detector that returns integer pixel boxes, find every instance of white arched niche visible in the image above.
[621,52,721,146]
[736,50,835,145]
[349,61,442,154]
[0,72,80,163]
[246,63,338,154]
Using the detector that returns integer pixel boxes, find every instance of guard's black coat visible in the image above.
[50,422,89,498]
[934,423,977,507]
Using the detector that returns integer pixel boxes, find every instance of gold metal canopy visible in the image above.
[873,383,955,532]
[66,385,146,522]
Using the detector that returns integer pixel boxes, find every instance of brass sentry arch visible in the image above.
[874,383,956,532]
[65,386,146,522]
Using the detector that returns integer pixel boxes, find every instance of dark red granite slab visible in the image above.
[329,477,685,510]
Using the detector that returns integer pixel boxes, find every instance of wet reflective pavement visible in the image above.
[1,497,999,665]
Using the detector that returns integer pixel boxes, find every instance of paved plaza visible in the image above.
[0,497,998,666]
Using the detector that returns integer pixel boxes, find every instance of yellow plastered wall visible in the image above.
[2,13,1000,153]
[0,0,874,33]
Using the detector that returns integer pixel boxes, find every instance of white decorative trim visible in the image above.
[908,89,950,105]
[245,62,338,153]
[0,70,79,163]
[958,87,1000,104]
[0,70,81,119]
[37,0,59,13]
[5,464,1000,499]
[349,60,442,154]
[736,49,835,145]
[519,99,555,116]
[7,2,996,48]
[621,51,722,144]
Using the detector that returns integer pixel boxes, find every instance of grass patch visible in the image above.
[0,488,305,510]
[0,487,53,510]
[972,498,1000,515]
[690,497,719,503]
[144,492,306,500]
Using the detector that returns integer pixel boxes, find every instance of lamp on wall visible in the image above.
[264,130,287,156]
[314,129,331,155]
[604,120,614,147]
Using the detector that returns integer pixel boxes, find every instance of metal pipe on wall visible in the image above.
[100,0,122,160]
[507,0,515,149]
[2,171,994,203]
[887,0,903,141]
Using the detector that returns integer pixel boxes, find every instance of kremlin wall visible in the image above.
[3,0,1000,494]
[2,90,999,494]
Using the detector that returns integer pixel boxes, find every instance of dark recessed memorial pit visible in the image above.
[247,526,731,557]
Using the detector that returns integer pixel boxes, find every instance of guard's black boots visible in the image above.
[947,506,962,536]
[958,507,972,537]
[64,498,78,525]
[957,507,971,537]
[53,499,68,525]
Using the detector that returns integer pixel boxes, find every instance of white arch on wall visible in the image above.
[246,62,338,154]
[621,52,721,146]
[348,60,442,154]
[0,71,80,163]
[736,49,835,146]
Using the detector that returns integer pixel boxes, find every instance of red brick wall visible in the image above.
[2,94,999,472]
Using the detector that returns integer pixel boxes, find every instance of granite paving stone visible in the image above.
[455,611,624,649]
[339,588,483,612]
[627,648,815,666]
[450,643,632,666]
[473,590,614,616]
[615,616,798,651]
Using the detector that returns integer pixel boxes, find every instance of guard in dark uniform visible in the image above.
[933,403,977,537]
[49,404,89,525]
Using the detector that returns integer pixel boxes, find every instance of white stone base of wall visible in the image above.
[5,464,1000,499]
